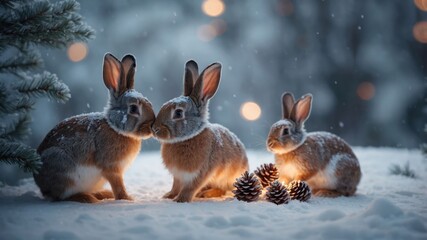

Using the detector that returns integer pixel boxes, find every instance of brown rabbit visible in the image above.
[33,53,155,203]
[151,60,249,202]
[266,92,361,197]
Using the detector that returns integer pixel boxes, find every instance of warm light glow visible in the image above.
[197,19,227,42]
[67,42,88,62]
[413,21,427,43]
[276,0,294,16]
[202,0,225,17]
[240,102,262,121]
[414,0,427,11]
[357,82,375,101]
[198,24,217,42]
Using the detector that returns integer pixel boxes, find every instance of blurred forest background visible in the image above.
[2,0,427,183]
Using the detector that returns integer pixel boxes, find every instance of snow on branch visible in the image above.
[0,112,32,141]
[0,48,43,73]
[18,71,71,103]
[0,0,94,48]
[0,139,41,173]
[0,0,93,173]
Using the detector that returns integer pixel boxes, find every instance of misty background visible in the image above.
[3,0,427,184]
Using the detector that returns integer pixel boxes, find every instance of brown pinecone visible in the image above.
[287,180,311,202]
[254,163,279,188]
[232,171,262,202]
[266,180,290,205]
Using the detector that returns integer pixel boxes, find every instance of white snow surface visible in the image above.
[1,147,426,240]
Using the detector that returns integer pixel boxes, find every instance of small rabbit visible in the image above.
[33,53,155,203]
[152,60,249,202]
[266,92,361,197]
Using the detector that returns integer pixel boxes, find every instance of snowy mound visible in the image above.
[1,148,426,239]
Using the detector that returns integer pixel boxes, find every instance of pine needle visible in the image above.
[0,139,41,173]
[18,71,71,103]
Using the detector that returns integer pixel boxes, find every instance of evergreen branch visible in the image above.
[0,0,95,48]
[0,139,41,173]
[0,49,43,73]
[0,80,35,114]
[52,0,79,16]
[0,112,31,141]
[18,71,71,103]
[0,0,14,8]
[14,96,35,112]
[0,82,10,113]
[0,1,50,36]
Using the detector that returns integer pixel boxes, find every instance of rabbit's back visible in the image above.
[38,113,104,156]
[293,132,361,194]
[276,132,360,190]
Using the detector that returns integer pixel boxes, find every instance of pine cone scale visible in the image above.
[233,171,262,202]
[287,180,311,202]
[254,163,279,188]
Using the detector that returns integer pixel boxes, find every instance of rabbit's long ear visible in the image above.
[281,92,295,119]
[192,62,221,104]
[103,53,122,97]
[183,60,198,96]
[121,54,136,91]
[290,94,313,126]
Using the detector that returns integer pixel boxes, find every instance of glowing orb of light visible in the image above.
[413,21,427,43]
[357,82,376,101]
[67,42,88,62]
[202,0,225,17]
[414,0,427,11]
[240,102,262,121]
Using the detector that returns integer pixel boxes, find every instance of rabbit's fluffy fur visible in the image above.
[152,60,248,202]
[33,53,155,203]
[267,92,361,197]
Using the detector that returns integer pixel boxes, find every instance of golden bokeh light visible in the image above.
[276,0,294,16]
[240,102,262,121]
[197,19,227,42]
[357,82,376,101]
[67,42,88,62]
[413,21,427,43]
[202,0,225,17]
[414,0,427,11]
[198,24,217,42]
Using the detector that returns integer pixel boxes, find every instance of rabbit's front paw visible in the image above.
[174,194,192,203]
[116,193,134,201]
[163,191,178,199]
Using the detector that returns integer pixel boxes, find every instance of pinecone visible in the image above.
[266,180,290,205]
[287,180,311,202]
[254,163,279,188]
[232,171,262,202]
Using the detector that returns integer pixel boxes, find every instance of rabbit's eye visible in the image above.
[173,109,184,120]
[282,128,290,136]
[129,104,139,115]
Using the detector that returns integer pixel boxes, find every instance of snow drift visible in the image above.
[1,147,426,239]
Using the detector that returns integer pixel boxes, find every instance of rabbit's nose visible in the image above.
[151,125,160,134]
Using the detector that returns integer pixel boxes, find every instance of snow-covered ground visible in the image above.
[1,147,426,240]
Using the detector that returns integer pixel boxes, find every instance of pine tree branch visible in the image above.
[17,71,71,103]
[0,139,41,173]
[0,48,43,73]
[0,82,9,113]
[0,80,35,114]
[0,0,93,173]
[0,0,95,49]
[0,0,14,8]
[0,112,32,141]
